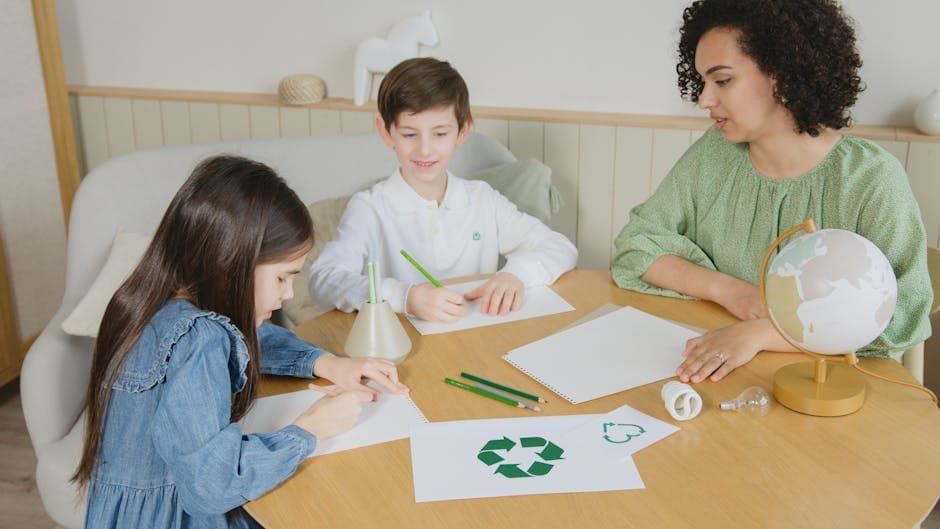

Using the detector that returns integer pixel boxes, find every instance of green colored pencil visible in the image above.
[444,378,539,412]
[400,249,443,287]
[460,371,548,404]
[367,262,377,304]
[470,382,542,412]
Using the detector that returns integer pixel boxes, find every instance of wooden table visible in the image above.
[246,270,940,529]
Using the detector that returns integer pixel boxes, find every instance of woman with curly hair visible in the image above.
[611,0,931,384]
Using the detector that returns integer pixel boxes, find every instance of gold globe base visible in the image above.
[773,360,865,417]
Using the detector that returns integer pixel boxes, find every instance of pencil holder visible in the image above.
[344,300,412,365]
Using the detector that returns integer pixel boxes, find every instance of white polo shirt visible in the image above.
[309,170,578,314]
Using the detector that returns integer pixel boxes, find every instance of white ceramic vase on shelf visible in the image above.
[914,88,940,136]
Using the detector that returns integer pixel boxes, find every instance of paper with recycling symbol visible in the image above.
[560,404,679,464]
[476,436,566,478]
[410,414,644,502]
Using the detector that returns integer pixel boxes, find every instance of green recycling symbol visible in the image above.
[602,422,645,444]
[477,436,565,478]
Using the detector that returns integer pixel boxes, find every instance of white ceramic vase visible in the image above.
[914,88,940,136]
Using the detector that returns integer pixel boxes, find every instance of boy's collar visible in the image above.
[386,170,470,214]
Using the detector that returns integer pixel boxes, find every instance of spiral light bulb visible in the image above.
[720,386,771,417]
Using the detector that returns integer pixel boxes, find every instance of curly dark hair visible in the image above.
[676,0,864,136]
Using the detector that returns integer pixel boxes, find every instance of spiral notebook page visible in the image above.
[503,306,700,404]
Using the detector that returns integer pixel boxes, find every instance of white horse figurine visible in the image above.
[353,11,439,106]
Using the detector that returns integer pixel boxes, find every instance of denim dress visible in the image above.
[84,299,327,529]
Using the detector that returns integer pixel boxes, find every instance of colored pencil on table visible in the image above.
[400,249,443,287]
[460,371,548,404]
[444,377,541,412]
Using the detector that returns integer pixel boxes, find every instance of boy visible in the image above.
[309,57,577,322]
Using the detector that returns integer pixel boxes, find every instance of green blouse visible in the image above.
[611,128,931,359]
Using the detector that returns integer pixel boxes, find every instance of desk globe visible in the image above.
[759,219,897,416]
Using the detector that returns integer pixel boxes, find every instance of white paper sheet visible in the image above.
[410,414,645,502]
[241,383,427,458]
[405,280,575,335]
[561,404,679,463]
[503,306,700,404]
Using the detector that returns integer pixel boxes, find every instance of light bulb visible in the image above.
[720,386,771,417]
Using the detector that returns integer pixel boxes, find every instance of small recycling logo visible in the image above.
[472,231,481,240]
[601,422,646,444]
[477,436,564,478]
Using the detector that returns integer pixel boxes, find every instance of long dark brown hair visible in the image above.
[73,155,313,487]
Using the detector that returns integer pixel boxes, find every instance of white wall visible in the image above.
[56,0,940,127]
[1,2,67,340]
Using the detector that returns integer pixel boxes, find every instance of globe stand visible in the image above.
[773,357,865,416]
[759,219,872,417]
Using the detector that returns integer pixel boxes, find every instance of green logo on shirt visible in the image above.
[472,232,481,241]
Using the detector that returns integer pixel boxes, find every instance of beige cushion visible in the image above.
[465,158,562,226]
[282,195,352,325]
[61,230,150,337]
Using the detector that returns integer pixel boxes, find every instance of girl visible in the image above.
[73,155,409,528]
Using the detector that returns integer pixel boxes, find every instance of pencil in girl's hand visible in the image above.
[400,249,442,287]
[308,383,340,397]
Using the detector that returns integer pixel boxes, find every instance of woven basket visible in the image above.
[278,74,326,105]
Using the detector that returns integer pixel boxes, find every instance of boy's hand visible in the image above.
[464,272,524,316]
[406,283,465,322]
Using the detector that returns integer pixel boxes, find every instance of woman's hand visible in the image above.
[292,389,373,439]
[407,283,465,322]
[313,353,409,399]
[464,272,524,316]
[676,319,779,383]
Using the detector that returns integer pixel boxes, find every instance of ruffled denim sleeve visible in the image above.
[257,322,328,378]
[152,317,316,516]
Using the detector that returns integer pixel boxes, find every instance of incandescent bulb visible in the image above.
[720,386,771,417]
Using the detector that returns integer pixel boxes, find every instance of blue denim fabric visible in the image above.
[85,299,327,529]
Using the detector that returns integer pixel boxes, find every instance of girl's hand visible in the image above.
[407,283,465,322]
[464,272,524,316]
[676,319,772,383]
[313,353,410,399]
[292,389,373,439]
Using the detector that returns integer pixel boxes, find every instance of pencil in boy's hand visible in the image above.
[444,377,541,412]
[460,371,548,404]
[400,249,443,287]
